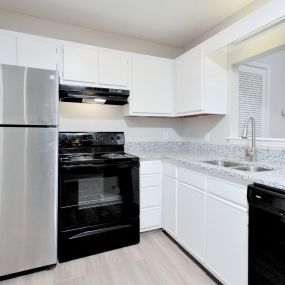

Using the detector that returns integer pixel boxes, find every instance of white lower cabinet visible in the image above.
[140,207,161,230]
[162,164,248,285]
[177,182,205,263]
[141,187,161,208]
[162,175,177,237]
[140,161,162,232]
[205,194,248,285]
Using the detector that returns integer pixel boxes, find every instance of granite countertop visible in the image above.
[125,142,285,190]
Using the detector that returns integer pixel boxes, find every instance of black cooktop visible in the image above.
[59,132,139,165]
[59,152,138,164]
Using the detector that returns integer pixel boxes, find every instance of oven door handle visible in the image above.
[61,162,138,170]
[68,224,132,240]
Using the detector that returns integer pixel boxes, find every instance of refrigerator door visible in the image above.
[0,127,58,277]
[0,64,58,126]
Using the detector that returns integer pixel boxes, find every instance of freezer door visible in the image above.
[0,64,58,126]
[0,127,58,277]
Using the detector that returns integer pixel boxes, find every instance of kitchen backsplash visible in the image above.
[125,141,285,165]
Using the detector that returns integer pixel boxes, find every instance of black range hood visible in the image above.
[59,84,129,105]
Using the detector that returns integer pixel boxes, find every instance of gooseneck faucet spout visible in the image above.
[241,117,256,162]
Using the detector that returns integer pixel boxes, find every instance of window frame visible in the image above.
[228,62,271,142]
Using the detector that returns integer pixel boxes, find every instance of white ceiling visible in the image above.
[0,0,253,47]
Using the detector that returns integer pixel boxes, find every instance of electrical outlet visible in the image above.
[163,131,169,140]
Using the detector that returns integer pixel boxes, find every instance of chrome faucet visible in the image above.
[241,117,256,162]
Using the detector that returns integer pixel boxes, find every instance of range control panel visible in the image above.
[59,132,125,147]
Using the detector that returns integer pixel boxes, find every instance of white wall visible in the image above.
[252,49,285,138]
[59,102,183,141]
[0,4,273,144]
[0,9,186,142]
[0,9,182,58]
[184,0,270,51]
[186,47,285,144]
[179,115,230,144]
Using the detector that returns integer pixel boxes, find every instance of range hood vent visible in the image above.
[59,84,129,105]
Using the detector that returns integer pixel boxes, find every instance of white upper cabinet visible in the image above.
[125,54,174,116]
[17,36,58,70]
[98,49,129,87]
[0,31,17,65]
[175,44,227,116]
[63,44,98,84]
[175,45,204,115]
[0,30,59,70]
[62,44,130,88]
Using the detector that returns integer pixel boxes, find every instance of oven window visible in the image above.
[60,166,135,208]
[59,163,139,230]
[78,177,122,208]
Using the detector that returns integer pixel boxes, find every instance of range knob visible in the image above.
[116,135,120,141]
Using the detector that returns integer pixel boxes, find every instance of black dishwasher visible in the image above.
[248,183,285,285]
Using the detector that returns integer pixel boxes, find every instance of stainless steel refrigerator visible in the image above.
[0,64,58,277]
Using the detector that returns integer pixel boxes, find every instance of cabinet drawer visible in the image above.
[140,207,161,230]
[179,168,206,191]
[164,163,177,178]
[140,187,161,208]
[140,161,161,175]
[141,174,161,188]
[207,176,247,207]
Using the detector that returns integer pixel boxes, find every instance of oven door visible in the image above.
[59,160,139,231]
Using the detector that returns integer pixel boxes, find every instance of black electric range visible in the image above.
[58,132,140,262]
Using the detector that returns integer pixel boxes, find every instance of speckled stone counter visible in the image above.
[125,141,285,190]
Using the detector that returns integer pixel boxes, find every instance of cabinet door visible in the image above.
[162,175,177,237]
[98,49,129,87]
[206,195,248,285]
[140,207,161,232]
[178,182,205,263]
[63,44,98,83]
[175,45,203,114]
[17,37,58,70]
[0,32,17,65]
[131,55,174,115]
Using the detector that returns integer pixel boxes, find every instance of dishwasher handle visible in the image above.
[248,183,285,216]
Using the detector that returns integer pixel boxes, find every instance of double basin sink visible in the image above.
[203,160,274,172]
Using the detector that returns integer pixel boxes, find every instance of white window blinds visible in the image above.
[238,65,267,137]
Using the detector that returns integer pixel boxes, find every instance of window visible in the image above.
[237,64,267,137]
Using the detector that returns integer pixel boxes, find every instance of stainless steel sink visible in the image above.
[203,160,242,167]
[232,166,274,172]
[202,160,275,172]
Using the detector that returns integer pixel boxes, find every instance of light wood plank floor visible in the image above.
[2,231,216,285]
